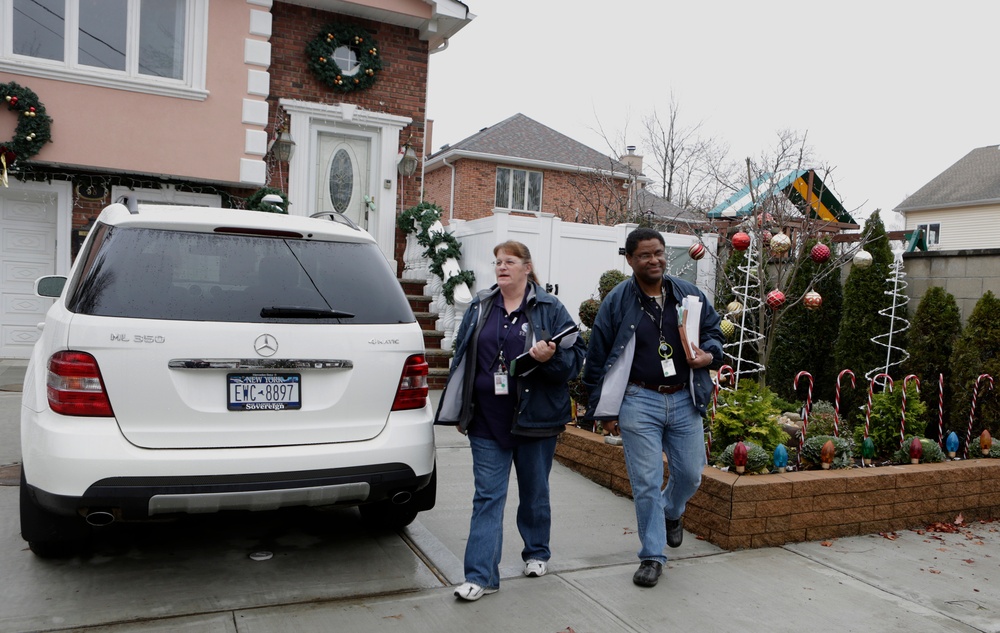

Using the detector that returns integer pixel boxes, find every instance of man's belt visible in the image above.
[629,381,686,394]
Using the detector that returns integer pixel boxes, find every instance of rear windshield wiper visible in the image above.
[261,306,356,319]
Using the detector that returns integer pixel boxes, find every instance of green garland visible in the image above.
[397,202,475,305]
[245,187,288,214]
[305,24,383,93]
[1,82,53,165]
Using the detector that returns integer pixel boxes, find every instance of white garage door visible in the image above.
[1,191,58,359]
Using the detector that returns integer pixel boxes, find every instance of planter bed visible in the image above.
[555,426,1000,550]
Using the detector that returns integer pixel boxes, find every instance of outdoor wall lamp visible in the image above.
[397,144,418,177]
[268,127,295,162]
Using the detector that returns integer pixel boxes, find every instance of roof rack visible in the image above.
[309,211,361,231]
[116,195,139,214]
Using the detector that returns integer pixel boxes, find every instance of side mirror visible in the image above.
[35,276,67,298]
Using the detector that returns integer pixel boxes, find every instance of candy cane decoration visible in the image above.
[708,365,735,461]
[834,369,856,438]
[965,373,994,459]
[794,371,814,469]
[901,374,920,447]
[865,373,894,439]
[937,373,945,448]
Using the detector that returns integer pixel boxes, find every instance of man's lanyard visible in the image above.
[638,285,673,361]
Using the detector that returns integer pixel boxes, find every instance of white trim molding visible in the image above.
[280,99,412,265]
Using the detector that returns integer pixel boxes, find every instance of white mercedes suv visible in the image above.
[20,201,435,557]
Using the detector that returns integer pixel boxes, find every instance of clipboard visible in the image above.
[510,323,580,377]
[677,295,701,362]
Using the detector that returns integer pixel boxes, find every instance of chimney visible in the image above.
[620,145,643,174]
[425,120,434,158]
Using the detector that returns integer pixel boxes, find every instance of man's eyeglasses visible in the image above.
[633,250,665,263]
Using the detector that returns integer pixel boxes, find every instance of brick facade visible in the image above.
[423,158,633,225]
[555,426,1000,550]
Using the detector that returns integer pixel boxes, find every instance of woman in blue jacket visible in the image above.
[436,241,584,601]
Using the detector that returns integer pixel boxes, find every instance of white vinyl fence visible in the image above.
[401,209,718,350]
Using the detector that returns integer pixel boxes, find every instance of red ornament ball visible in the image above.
[766,289,786,310]
[810,243,831,263]
[803,290,822,310]
[732,232,751,251]
[761,230,772,246]
[688,242,706,260]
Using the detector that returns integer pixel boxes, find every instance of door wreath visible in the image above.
[1,82,53,185]
[305,24,383,93]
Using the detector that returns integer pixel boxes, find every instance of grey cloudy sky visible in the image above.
[426,0,1000,226]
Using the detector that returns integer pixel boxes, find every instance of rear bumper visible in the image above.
[21,403,436,519]
[29,464,434,520]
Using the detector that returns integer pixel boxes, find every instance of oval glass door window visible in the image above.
[329,149,354,213]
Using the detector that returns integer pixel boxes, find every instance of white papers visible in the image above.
[677,295,702,362]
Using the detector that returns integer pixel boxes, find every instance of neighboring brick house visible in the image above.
[423,113,652,225]
[896,144,1000,320]
[0,0,472,359]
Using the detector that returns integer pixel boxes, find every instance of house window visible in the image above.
[916,223,940,246]
[495,167,542,212]
[2,0,208,99]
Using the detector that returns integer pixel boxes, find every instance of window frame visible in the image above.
[916,222,940,247]
[495,166,543,213]
[0,0,209,100]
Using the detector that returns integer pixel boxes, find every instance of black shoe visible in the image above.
[632,560,663,587]
[666,517,683,548]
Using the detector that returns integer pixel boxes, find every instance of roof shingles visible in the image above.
[896,145,1000,211]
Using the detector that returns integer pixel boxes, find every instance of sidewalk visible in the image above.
[0,372,996,632]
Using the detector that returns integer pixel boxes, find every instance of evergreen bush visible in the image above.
[710,380,790,457]
[947,290,1000,445]
[903,286,962,443]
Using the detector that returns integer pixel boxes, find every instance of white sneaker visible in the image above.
[524,559,547,577]
[454,582,497,601]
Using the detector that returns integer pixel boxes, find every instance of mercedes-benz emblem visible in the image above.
[254,334,278,357]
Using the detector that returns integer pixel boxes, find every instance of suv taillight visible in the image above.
[47,351,114,417]
[392,354,429,411]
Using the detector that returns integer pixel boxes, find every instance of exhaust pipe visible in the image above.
[391,491,412,505]
[85,510,116,526]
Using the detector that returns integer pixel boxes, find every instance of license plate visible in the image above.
[228,373,300,411]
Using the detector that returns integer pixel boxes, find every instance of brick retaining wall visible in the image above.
[555,426,1000,550]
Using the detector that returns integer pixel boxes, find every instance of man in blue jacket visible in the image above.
[583,227,723,588]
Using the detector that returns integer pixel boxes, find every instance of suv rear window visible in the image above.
[67,225,415,325]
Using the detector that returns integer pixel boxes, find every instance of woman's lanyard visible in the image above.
[493,303,517,394]
[638,287,677,378]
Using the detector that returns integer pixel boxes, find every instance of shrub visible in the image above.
[903,286,962,443]
[718,441,771,473]
[853,381,927,460]
[598,269,628,300]
[891,436,945,464]
[800,435,853,470]
[711,380,790,457]
[578,299,600,329]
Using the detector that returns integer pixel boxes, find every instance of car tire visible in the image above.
[19,469,90,558]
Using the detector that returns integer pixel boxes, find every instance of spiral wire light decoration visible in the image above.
[724,235,765,388]
[867,248,910,384]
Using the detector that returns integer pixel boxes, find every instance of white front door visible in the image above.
[0,190,58,358]
[316,131,372,230]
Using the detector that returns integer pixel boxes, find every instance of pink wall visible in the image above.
[0,1,253,185]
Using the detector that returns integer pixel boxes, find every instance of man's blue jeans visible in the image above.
[618,383,706,564]
[463,434,558,589]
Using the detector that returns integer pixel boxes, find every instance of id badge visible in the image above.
[661,358,677,378]
[494,371,509,395]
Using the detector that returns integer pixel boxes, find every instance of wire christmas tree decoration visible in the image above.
[868,248,910,383]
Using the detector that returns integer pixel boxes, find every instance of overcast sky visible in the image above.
[426,1,1000,228]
